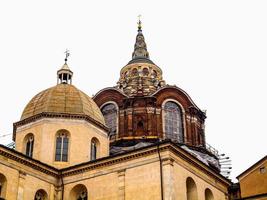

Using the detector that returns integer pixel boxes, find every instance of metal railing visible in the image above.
[205,142,219,157]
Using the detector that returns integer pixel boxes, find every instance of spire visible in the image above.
[131,16,150,60]
[57,50,73,84]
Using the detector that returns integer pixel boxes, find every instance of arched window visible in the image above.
[101,103,118,139]
[205,188,214,200]
[186,177,198,200]
[34,189,48,200]
[70,184,88,200]
[142,68,149,76]
[90,138,99,161]
[24,133,34,158]
[132,68,138,76]
[0,174,7,199]
[163,101,183,143]
[55,130,69,162]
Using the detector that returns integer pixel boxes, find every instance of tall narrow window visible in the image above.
[90,138,99,161]
[55,131,69,162]
[26,136,34,157]
[101,103,118,139]
[24,133,34,158]
[91,140,97,161]
[164,101,183,143]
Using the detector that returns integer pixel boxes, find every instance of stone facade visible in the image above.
[0,141,231,200]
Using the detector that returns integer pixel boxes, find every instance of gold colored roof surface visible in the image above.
[21,84,105,124]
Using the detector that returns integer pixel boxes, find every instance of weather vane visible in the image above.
[137,15,142,31]
[64,49,70,64]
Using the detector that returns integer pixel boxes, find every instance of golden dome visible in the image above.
[21,84,105,124]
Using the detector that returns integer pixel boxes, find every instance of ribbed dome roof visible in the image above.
[21,84,105,124]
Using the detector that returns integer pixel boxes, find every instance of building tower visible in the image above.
[93,19,219,170]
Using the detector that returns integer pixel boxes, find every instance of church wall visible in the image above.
[124,161,161,200]
[64,172,119,200]
[15,118,109,169]
[61,145,230,200]
[0,159,19,200]
[172,154,228,200]
[21,173,54,200]
[0,153,58,200]
[62,151,162,200]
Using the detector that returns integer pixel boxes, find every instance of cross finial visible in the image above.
[137,15,142,31]
[64,49,70,64]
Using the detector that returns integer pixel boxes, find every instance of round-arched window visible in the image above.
[90,137,100,161]
[205,188,214,200]
[186,177,198,200]
[55,130,70,162]
[163,101,183,143]
[24,133,34,158]
[101,103,118,139]
[34,189,48,200]
[70,184,88,200]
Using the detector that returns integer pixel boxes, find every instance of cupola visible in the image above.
[57,50,73,84]
[117,18,166,96]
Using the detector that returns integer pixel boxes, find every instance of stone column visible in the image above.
[118,169,126,200]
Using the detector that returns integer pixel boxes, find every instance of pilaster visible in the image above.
[118,169,126,200]
[162,158,174,200]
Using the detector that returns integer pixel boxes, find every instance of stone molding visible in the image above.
[0,141,231,188]
[13,112,109,140]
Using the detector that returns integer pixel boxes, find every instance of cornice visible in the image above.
[0,141,232,187]
[167,143,232,186]
[0,144,58,178]
[60,144,166,177]
[13,112,109,140]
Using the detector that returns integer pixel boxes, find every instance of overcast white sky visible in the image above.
[0,0,266,182]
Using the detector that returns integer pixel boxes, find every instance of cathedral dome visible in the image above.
[21,84,105,124]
